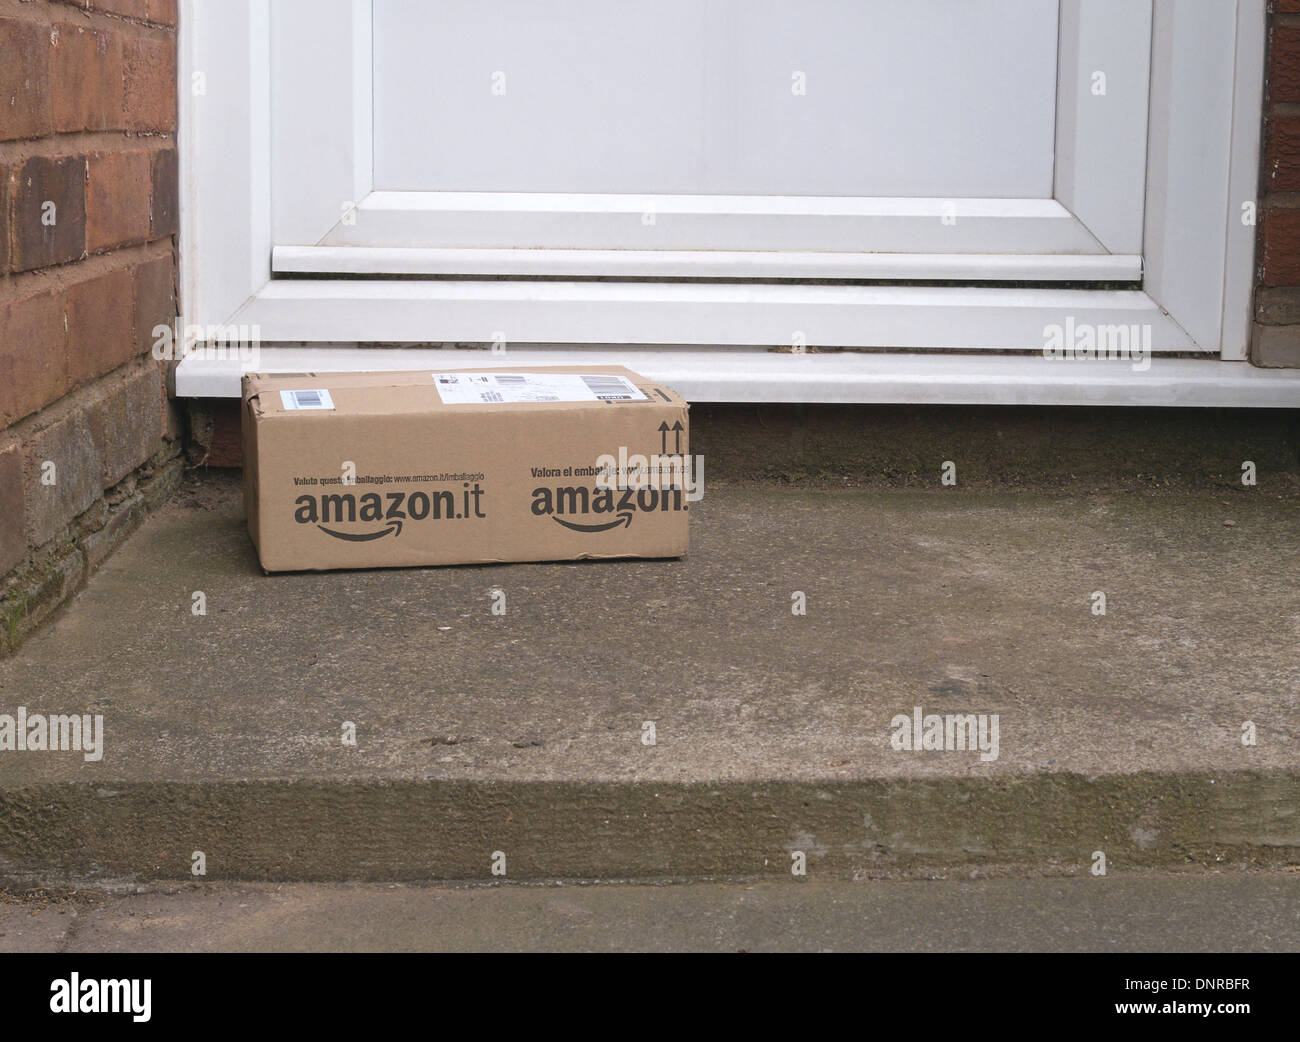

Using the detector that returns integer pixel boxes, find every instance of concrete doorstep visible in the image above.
[4,874,1299,953]
[0,472,1297,885]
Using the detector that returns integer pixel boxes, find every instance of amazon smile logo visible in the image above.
[530,485,685,532]
[293,485,486,541]
[320,518,403,542]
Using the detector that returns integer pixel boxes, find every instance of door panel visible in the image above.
[372,0,1059,198]
[270,0,1152,277]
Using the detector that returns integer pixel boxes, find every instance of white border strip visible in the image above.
[229,280,1197,351]
[175,347,1300,407]
[1220,0,1268,359]
[321,192,1105,254]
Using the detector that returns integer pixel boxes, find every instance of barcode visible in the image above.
[581,374,636,400]
[494,375,527,384]
[280,388,335,410]
[581,375,629,391]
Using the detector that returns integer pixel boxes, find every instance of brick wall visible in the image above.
[1256,0,1300,365]
[0,0,181,655]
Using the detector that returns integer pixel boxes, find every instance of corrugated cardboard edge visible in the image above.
[241,365,689,412]
[240,375,263,564]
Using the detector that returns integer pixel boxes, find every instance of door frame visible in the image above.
[177,0,1268,388]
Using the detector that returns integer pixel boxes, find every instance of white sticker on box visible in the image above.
[279,389,335,411]
[431,372,648,405]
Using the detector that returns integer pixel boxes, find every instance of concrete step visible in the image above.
[1,474,1297,884]
[5,874,1298,952]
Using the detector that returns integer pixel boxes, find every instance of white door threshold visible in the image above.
[272,245,1141,283]
[221,280,1198,351]
[174,347,1300,408]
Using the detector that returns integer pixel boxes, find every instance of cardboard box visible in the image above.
[241,366,690,572]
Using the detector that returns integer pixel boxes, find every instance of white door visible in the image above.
[177,0,1281,404]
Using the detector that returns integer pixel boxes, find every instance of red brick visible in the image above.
[12,155,87,271]
[1265,114,1300,191]
[1254,285,1300,323]
[1260,208,1300,285]
[65,267,135,386]
[0,19,52,141]
[86,149,153,252]
[133,252,175,357]
[1280,1,1300,14]
[186,400,242,467]
[1271,26,1300,103]
[123,34,176,132]
[0,289,70,428]
[22,405,105,547]
[0,164,10,274]
[0,440,25,575]
[161,369,183,442]
[51,23,124,133]
[1251,323,1300,367]
[146,0,178,27]
[150,147,177,239]
[91,0,150,18]
[92,364,163,485]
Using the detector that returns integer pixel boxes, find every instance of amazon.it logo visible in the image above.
[293,486,486,541]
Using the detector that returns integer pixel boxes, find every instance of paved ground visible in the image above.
[0,472,1296,882]
[2,872,1297,952]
